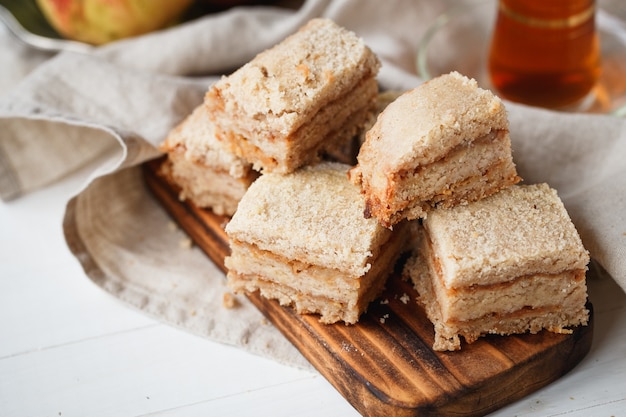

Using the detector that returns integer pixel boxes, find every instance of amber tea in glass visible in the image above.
[488,0,601,108]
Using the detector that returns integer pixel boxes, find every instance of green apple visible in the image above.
[36,0,195,45]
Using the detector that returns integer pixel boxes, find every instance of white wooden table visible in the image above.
[1,159,625,417]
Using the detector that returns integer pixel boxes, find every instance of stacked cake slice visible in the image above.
[403,184,590,351]
[205,18,380,174]
[225,162,407,324]
[350,71,520,227]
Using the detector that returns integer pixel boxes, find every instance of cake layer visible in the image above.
[158,157,254,215]
[227,271,385,324]
[226,222,406,303]
[358,130,519,225]
[424,183,590,288]
[217,77,378,173]
[226,242,360,299]
[406,254,589,351]
[226,233,403,324]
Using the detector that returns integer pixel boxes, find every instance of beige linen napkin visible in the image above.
[0,0,624,369]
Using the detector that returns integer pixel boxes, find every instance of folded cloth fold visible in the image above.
[0,0,624,369]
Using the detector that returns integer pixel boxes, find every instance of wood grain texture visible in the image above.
[143,159,593,417]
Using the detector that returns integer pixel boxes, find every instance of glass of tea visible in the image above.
[488,0,601,109]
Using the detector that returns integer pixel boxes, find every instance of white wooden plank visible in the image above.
[145,374,360,417]
[0,324,317,417]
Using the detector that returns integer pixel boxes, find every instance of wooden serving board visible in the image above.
[143,159,593,417]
